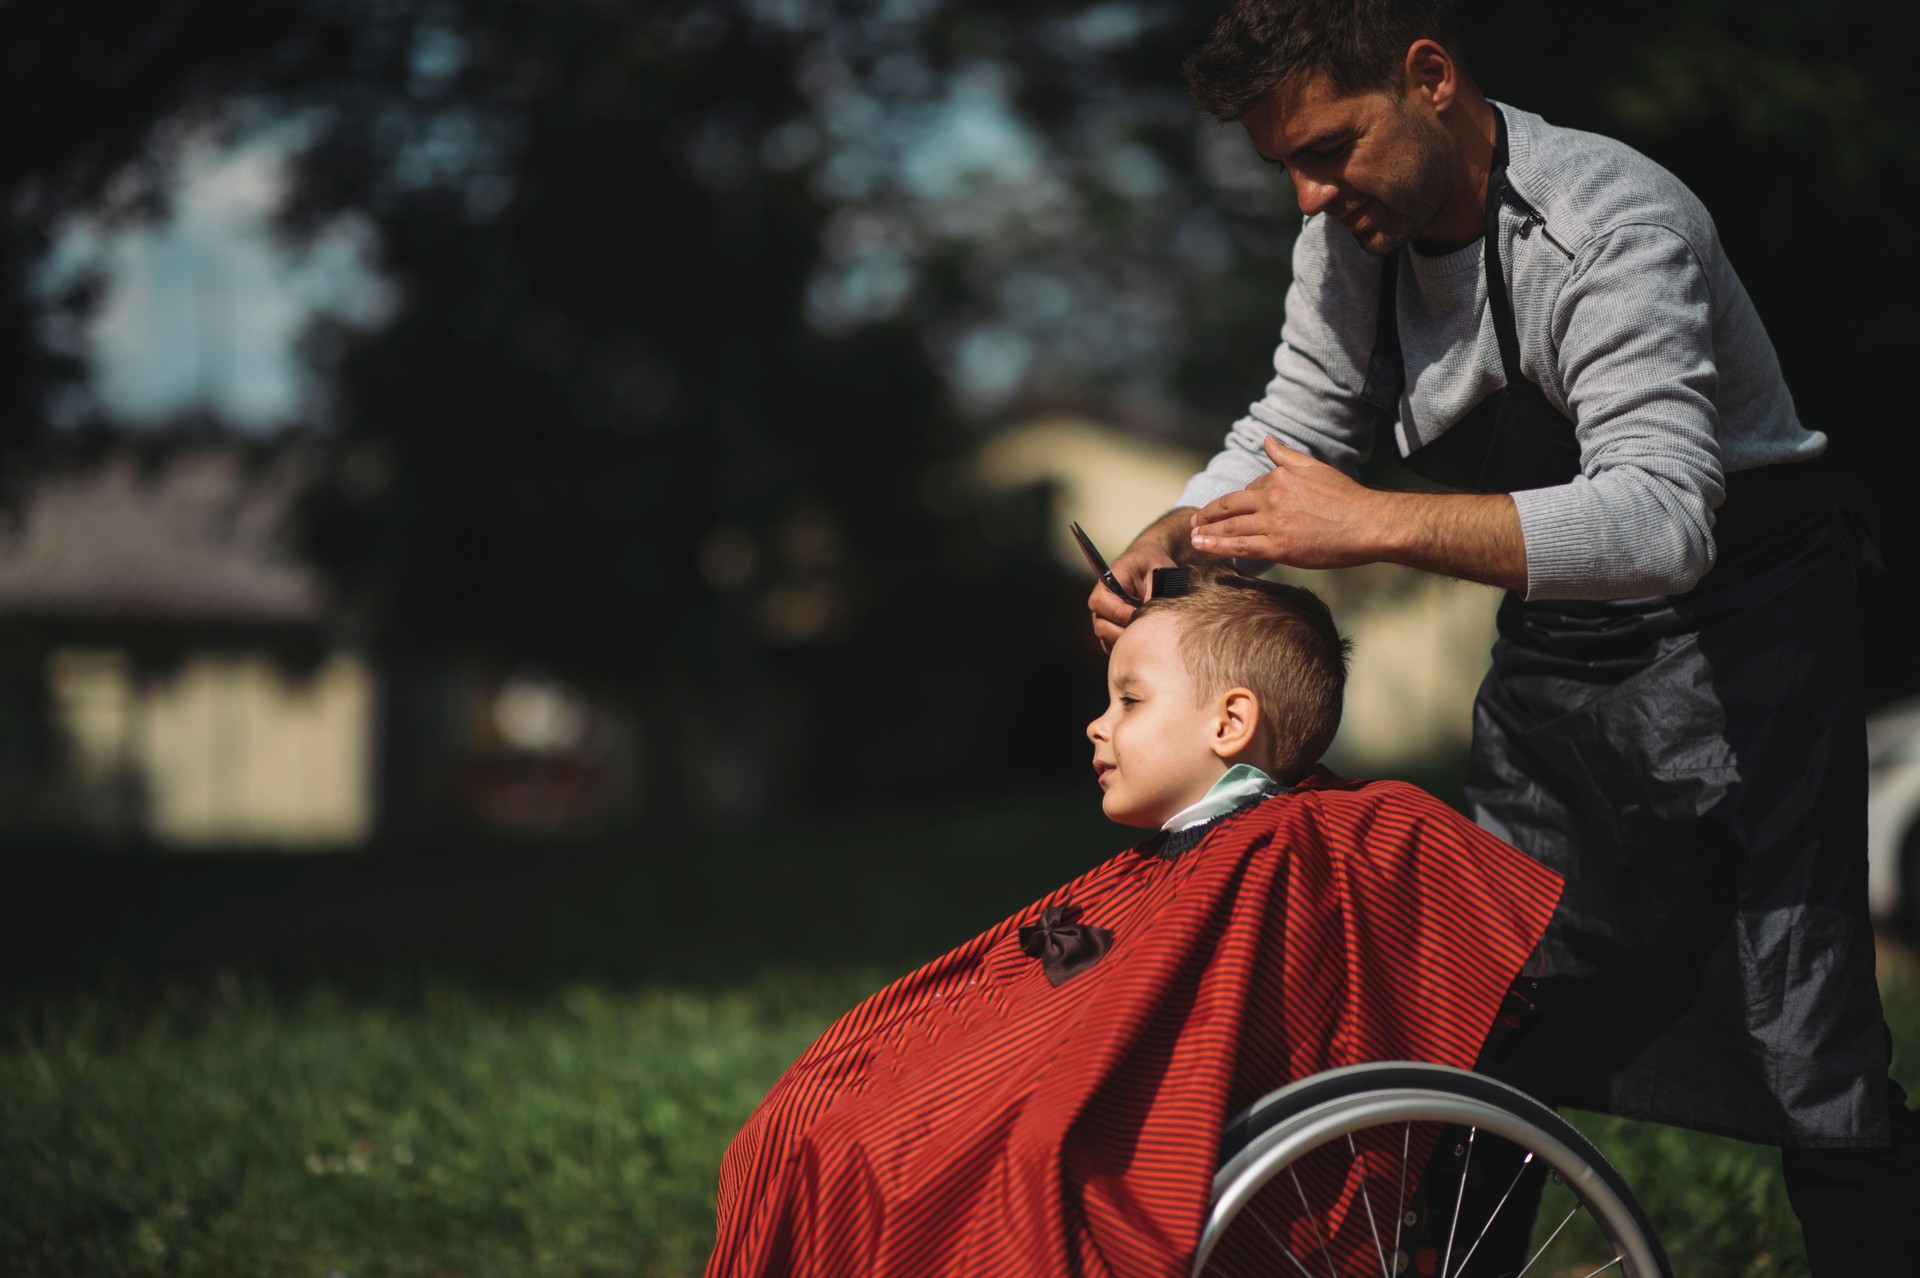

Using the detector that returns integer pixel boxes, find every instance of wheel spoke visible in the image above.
[1390,1121,1410,1278]
[1345,1132,1394,1278]
[1448,1149,1534,1277]
[1243,1204,1319,1278]
[1573,1259,1625,1278]
[1510,1203,1581,1278]
[1439,1126,1477,1278]
[1288,1167,1340,1278]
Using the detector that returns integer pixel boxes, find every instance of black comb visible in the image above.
[1149,567,1193,599]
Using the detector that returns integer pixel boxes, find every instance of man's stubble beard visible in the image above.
[1349,111,1461,258]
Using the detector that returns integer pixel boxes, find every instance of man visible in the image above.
[1090,1,1920,1270]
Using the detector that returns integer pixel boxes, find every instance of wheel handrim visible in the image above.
[1194,1088,1662,1278]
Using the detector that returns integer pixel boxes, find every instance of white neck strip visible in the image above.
[1160,764,1284,832]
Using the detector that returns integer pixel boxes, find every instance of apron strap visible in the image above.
[1483,106,1526,389]
[1359,251,1403,417]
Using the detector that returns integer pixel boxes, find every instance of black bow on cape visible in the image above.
[1018,904,1113,987]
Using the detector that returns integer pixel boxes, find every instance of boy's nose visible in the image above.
[1086,714,1106,743]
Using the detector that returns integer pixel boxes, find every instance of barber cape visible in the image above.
[706,770,1563,1278]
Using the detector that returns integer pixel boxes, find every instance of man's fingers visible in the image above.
[1089,596,1132,651]
[1189,513,1275,542]
[1187,533,1275,560]
[1087,583,1137,630]
[1194,491,1265,524]
[1084,516,1193,646]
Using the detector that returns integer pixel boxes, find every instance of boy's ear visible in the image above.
[1211,687,1263,760]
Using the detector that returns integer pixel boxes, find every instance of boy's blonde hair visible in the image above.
[1134,566,1350,784]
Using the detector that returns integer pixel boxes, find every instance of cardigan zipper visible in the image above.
[1500,188,1575,260]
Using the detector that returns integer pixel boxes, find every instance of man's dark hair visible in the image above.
[1185,0,1465,122]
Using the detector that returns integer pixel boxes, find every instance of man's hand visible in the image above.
[1189,437,1530,592]
[1088,507,1195,651]
[1189,438,1390,568]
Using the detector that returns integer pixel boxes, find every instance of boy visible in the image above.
[1088,570,1346,833]
[706,568,1561,1278]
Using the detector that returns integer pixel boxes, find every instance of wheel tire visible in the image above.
[1194,1062,1671,1278]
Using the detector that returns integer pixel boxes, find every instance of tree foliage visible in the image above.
[3,0,1917,823]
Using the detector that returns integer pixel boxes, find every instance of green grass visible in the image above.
[1,972,881,1278]
[5,956,1915,1276]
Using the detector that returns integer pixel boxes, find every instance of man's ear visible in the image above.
[1404,38,1457,112]
[1211,687,1263,760]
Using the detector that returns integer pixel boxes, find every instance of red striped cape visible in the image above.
[707,771,1563,1277]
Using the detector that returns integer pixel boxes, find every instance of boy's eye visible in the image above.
[1118,695,1140,708]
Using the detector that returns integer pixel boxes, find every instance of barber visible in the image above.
[1092,1,1920,1270]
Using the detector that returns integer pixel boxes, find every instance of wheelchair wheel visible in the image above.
[1193,1062,1670,1278]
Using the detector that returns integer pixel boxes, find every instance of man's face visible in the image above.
[1086,613,1227,829]
[1240,71,1458,257]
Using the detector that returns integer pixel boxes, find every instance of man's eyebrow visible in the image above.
[1261,127,1356,165]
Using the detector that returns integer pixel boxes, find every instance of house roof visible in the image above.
[0,446,324,626]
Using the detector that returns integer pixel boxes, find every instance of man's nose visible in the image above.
[1291,172,1340,217]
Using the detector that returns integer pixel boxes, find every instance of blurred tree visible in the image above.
[0,1,371,502]
[274,0,1115,824]
[4,0,1916,833]
[252,0,1305,823]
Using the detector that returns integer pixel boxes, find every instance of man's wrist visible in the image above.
[1360,488,1411,562]
[1140,506,1198,557]
[1363,489,1527,591]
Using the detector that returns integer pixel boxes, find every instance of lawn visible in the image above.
[6,787,1916,1277]
[8,964,1916,1277]
[2,972,880,1277]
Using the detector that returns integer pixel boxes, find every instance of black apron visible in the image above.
[1365,106,1890,1147]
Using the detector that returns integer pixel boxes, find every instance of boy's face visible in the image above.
[1086,612,1231,829]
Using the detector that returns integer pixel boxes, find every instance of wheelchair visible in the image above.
[1193,1062,1670,1278]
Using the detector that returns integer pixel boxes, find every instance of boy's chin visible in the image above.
[1100,793,1171,830]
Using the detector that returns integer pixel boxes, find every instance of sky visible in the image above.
[58,135,390,431]
[58,41,1254,434]
[72,91,1048,432]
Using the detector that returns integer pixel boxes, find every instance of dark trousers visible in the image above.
[1782,1075,1920,1275]
[1470,1028,1920,1275]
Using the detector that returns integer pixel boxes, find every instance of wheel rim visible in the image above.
[1193,1087,1663,1278]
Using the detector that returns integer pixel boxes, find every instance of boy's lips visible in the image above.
[1093,761,1115,784]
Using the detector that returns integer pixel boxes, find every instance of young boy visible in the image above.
[1087,570,1346,834]
[706,569,1561,1278]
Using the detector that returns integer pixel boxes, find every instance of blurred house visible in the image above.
[978,413,1502,772]
[0,444,641,847]
[0,446,375,846]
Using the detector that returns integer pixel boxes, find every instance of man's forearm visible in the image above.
[1132,506,1201,560]
[1371,490,1527,593]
